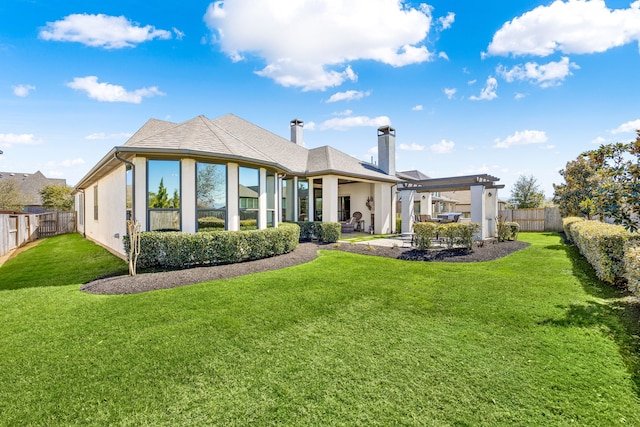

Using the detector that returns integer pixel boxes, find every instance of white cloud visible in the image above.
[443,87,456,99]
[326,90,370,103]
[487,0,640,57]
[592,136,607,144]
[85,132,133,140]
[514,92,527,100]
[438,12,455,30]
[494,130,548,148]
[469,76,498,101]
[497,57,579,87]
[204,0,434,91]
[412,105,424,111]
[611,118,640,134]
[319,115,390,131]
[13,84,35,97]
[67,76,165,103]
[56,158,85,167]
[430,139,454,153]
[438,51,449,60]
[399,143,425,151]
[0,133,41,148]
[39,14,173,49]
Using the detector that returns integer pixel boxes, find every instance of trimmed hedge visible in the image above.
[624,242,640,296]
[123,223,300,270]
[563,218,638,285]
[562,216,585,243]
[295,221,341,243]
[414,222,481,251]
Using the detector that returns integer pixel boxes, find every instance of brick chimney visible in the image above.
[377,125,396,176]
[290,119,304,146]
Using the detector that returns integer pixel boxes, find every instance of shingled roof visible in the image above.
[117,114,397,182]
[0,170,66,206]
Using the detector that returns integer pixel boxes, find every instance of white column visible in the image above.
[470,184,486,239]
[181,159,196,233]
[227,163,240,231]
[401,189,415,234]
[374,183,393,234]
[485,188,499,237]
[321,175,339,222]
[133,157,147,230]
[391,185,397,233]
[258,168,267,230]
[275,175,281,226]
[291,177,298,222]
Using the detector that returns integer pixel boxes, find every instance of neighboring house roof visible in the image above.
[397,170,431,181]
[0,170,66,206]
[75,114,399,191]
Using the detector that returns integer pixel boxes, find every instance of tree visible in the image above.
[0,180,25,211]
[581,131,640,232]
[509,175,545,209]
[39,184,74,211]
[553,156,598,218]
[149,178,170,208]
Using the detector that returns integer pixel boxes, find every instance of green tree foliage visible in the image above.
[39,184,74,211]
[149,178,170,208]
[0,180,25,211]
[509,175,545,209]
[553,156,598,218]
[582,131,640,232]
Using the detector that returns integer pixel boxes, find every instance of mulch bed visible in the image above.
[80,239,529,295]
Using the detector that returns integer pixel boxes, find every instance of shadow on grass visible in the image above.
[540,232,640,396]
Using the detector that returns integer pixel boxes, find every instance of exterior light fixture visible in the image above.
[487,192,493,197]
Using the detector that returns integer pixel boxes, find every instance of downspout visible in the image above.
[77,189,86,238]
[114,152,135,223]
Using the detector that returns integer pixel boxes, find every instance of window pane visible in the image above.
[148,160,180,209]
[239,167,259,228]
[298,179,308,221]
[197,163,226,209]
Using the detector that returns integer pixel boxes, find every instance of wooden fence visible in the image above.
[498,207,563,232]
[0,211,76,258]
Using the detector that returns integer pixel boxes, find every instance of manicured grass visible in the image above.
[0,233,639,425]
[0,233,128,290]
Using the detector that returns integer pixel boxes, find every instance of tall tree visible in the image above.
[582,131,640,232]
[553,156,598,218]
[0,180,25,211]
[150,178,170,208]
[509,175,545,209]
[39,184,74,211]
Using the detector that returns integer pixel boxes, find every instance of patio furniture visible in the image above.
[341,211,362,233]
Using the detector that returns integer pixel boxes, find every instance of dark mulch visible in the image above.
[80,239,529,295]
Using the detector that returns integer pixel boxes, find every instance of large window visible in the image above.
[147,160,181,231]
[197,162,227,231]
[298,179,309,221]
[239,167,259,229]
[266,171,276,227]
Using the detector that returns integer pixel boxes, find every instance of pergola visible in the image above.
[398,174,505,239]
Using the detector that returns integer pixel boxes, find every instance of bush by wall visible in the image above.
[123,223,300,270]
[295,221,341,243]
[497,220,520,242]
[439,222,482,250]
[624,242,640,296]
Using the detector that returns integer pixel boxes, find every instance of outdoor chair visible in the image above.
[341,211,362,233]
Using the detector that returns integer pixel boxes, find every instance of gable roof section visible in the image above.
[307,146,394,181]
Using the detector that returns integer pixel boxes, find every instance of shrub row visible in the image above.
[295,221,341,243]
[563,217,640,292]
[414,222,481,250]
[123,223,300,270]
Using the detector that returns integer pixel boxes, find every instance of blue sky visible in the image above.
[1,0,640,199]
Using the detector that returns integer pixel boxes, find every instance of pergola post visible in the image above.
[470,184,486,239]
[401,189,415,234]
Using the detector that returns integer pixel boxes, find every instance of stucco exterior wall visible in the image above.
[82,164,128,256]
[338,182,374,229]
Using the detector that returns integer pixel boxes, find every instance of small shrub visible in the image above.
[296,221,317,241]
[317,222,341,243]
[562,217,585,243]
[414,222,438,250]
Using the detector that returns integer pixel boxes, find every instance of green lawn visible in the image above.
[0,233,639,426]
